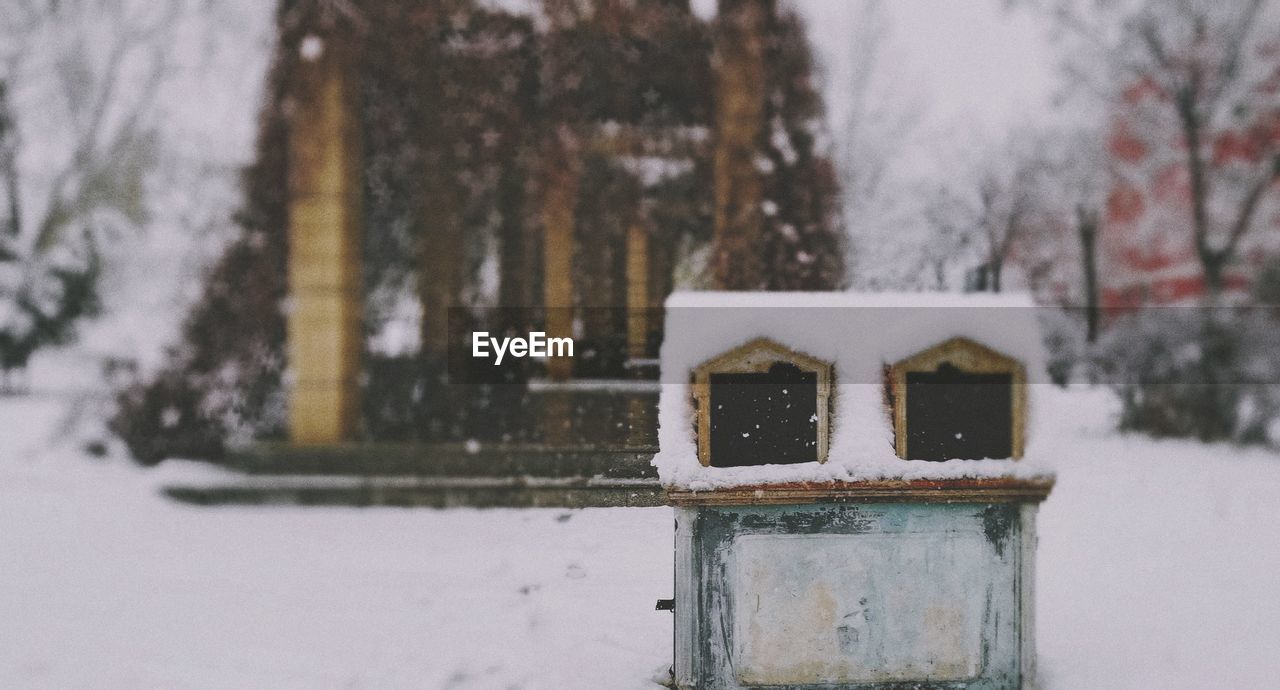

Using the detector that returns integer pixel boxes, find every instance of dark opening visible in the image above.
[905,362,1012,461]
[708,362,818,467]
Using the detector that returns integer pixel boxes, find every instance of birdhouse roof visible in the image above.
[652,291,1056,489]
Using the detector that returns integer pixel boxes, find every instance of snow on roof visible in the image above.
[653,291,1056,489]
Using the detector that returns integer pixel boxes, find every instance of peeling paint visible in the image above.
[673,502,1039,689]
[981,504,1017,558]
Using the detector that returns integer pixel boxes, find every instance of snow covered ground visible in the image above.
[3,384,1280,688]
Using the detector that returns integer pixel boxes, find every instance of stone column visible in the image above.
[419,163,460,363]
[541,127,580,381]
[286,34,363,444]
[626,220,649,361]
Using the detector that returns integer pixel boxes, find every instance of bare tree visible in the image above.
[1028,0,1280,304]
[0,82,19,241]
[1026,127,1112,341]
[2,0,183,251]
[920,185,975,291]
[1019,0,1280,440]
[926,132,1048,293]
[0,0,186,379]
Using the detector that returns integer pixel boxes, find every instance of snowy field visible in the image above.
[3,386,1280,689]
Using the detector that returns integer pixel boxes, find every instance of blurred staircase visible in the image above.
[161,383,665,508]
[162,443,661,508]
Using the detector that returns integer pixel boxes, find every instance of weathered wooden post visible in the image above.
[285,30,363,444]
[655,292,1055,689]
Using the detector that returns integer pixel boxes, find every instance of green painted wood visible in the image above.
[674,501,1039,689]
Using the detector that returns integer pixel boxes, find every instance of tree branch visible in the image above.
[1221,157,1280,261]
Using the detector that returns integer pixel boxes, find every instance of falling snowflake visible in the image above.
[299,35,324,61]
[160,406,182,429]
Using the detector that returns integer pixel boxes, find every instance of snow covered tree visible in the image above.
[0,80,101,388]
[836,1,930,292]
[925,130,1053,294]
[711,0,845,290]
[758,7,846,290]
[0,0,189,384]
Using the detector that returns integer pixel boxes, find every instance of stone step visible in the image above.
[162,475,665,508]
[225,443,658,479]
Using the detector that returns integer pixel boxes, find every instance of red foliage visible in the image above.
[1107,183,1145,225]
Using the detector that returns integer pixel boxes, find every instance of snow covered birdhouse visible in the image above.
[692,338,832,467]
[889,337,1026,461]
[654,292,1054,690]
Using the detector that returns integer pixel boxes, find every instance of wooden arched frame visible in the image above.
[692,338,833,467]
[888,337,1026,460]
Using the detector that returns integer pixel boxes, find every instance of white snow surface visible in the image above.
[3,385,1280,688]
[653,291,1054,489]
[2,386,1280,686]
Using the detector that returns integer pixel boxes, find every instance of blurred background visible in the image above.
[2,0,1278,456]
[3,1,1280,687]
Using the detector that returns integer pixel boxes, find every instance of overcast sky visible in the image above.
[695,0,1061,131]
[801,0,1058,131]
[687,0,1062,179]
